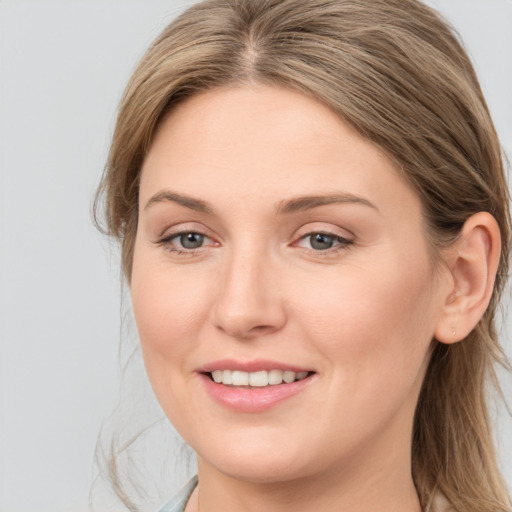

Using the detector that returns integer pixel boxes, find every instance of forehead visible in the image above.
[139,85,419,220]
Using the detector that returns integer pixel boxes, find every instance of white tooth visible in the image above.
[268,369,284,385]
[222,369,232,385]
[212,370,223,383]
[249,370,269,387]
[283,371,296,383]
[296,371,308,381]
[231,371,249,386]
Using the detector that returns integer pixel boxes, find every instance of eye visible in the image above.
[176,232,206,249]
[157,230,215,254]
[308,233,337,250]
[296,231,353,252]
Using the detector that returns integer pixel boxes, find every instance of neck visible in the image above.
[189,432,422,512]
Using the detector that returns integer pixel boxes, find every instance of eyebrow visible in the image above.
[143,190,378,215]
[144,191,213,214]
[276,193,378,215]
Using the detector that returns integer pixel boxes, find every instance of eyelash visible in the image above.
[294,231,354,255]
[155,229,354,256]
[156,230,214,256]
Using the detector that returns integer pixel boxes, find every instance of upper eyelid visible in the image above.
[154,221,355,243]
[161,228,209,239]
[299,229,351,238]
[157,221,214,239]
[293,224,355,240]
[160,230,214,245]
[294,232,353,246]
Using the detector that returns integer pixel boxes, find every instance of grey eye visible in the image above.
[179,232,205,249]
[309,233,335,250]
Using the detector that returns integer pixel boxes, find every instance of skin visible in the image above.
[131,85,463,512]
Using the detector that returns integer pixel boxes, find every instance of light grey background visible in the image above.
[0,1,511,511]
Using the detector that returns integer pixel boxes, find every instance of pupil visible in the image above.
[180,232,204,249]
[310,233,334,250]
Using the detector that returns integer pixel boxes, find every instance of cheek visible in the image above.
[293,255,437,381]
[130,265,212,426]
[130,252,213,373]
[292,261,437,449]
[132,281,202,347]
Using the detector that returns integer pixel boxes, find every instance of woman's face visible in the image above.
[132,86,451,484]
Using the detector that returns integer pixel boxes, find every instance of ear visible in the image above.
[435,212,501,344]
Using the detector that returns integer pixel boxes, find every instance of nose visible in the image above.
[211,248,287,340]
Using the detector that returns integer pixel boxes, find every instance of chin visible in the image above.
[200,451,310,485]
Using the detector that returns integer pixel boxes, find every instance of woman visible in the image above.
[95,0,511,511]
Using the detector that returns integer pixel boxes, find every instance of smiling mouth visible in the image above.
[207,369,313,387]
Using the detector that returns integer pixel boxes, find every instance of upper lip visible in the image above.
[197,359,313,373]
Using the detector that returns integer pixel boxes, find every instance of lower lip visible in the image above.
[199,373,313,412]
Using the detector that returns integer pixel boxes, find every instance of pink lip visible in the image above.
[197,358,311,373]
[197,360,315,413]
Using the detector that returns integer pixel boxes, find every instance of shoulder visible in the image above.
[155,476,198,512]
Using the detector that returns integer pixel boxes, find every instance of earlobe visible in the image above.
[435,212,501,344]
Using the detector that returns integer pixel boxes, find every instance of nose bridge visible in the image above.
[212,240,286,339]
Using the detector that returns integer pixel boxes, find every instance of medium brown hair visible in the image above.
[95,0,511,510]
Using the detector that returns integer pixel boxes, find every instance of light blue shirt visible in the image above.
[157,476,198,512]
[155,475,452,511]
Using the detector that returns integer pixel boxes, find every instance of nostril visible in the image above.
[251,325,277,334]
[215,322,280,340]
